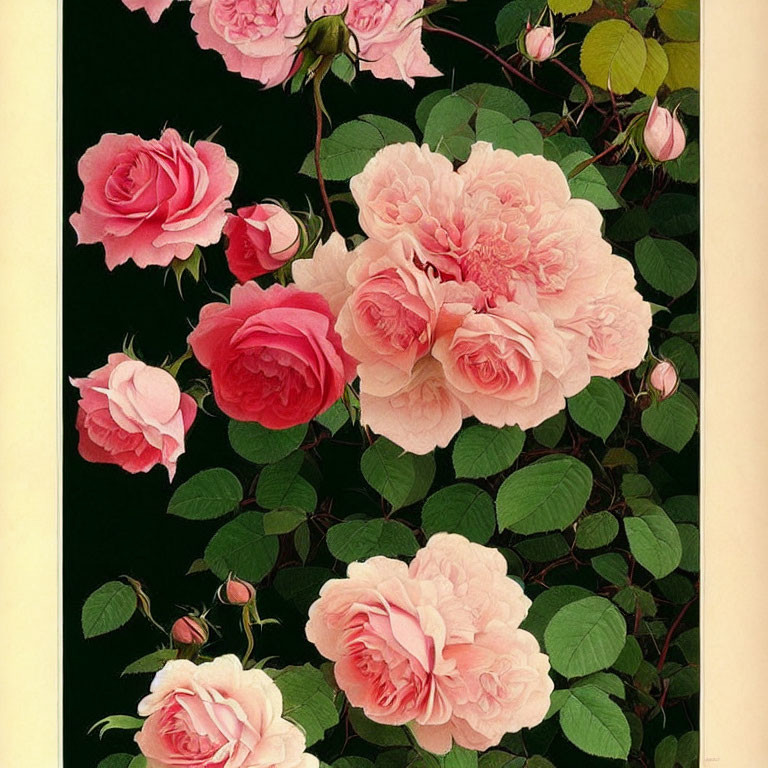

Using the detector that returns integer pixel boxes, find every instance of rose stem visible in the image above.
[313,78,338,233]
[551,57,598,122]
[657,592,698,672]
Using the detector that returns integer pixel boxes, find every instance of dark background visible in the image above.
[63,2,697,766]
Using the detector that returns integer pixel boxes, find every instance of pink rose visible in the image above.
[292,233,356,316]
[70,353,197,480]
[135,655,319,768]
[649,359,678,400]
[306,533,552,754]
[224,203,301,283]
[188,282,356,428]
[190,0,310,87]
[360,356,465,454]
[308,0,441,86]
[70,128,238,270]
[121,0,174,23]
[524,24,555,62]
[644,97,686,163]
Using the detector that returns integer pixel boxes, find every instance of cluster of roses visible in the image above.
[134,533,553,766]
[121,0,440,87]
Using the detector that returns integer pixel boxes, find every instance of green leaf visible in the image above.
[167,468,243,520]
[361,438,420,510]
[575,512,619,549]
[331,54,356,82]
[315,400,349,436]
[634,236,697,298]
[456,83,530,121]
[300,119,385,180]
[676,731,699,767]
[497,456,593,534]
[516,533,570,562]
[533,410,566,448]
[416,89,451,133]
[630,7,656,33]
[549,0,592,14]
[567,377,625,440]
[170,247,203,294]
[561,152,621,209]
[334,759,374,768]
[602,447,638,471]
[89,715,145,739]
[98,755,134,768]
[624,507,682,578]
[204,511,279,582]
[475,111,544,156]
[667,665,699,697]
[559,686,631,759]
[274,567,334,614]
[656,0,699,42]
[608,207,651,242]
[295,521,311,563]
[580,20,647,95]
[272,664,339,746]
[497,0,548,47]
[659,336,699,379]
[359,114,416,145]
[422,484,496,544]
[663,42,700,91]
[263,507,307,535]
[521,585,593,646]
[402,453,437,508]
[675,628,699,664]
[650,193,699,237]
[452,424,524,479]
[591,553,629,585]
[326,519,419,563]
[666,141,700,184]
[423,94,476,161]
[642,393,697,451]
[128,758,147,768]
[543,133,592,163]
[622,473,655,499]
[82,581,137,639]
[664,494,698,522]
[571,672,625,699]
[229,421,308,464]
[545,596,627,677]
[665,88,700,116]
[677,523,699,571]
[637,37,669,96]
[657,572,695,603]
[348,706,410,746]
[655,735,678,768]
[613,635,642,675]
[256,452,317,513]
[478,751,524,768]
[121,649,177,676]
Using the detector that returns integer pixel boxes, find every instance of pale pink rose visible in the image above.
[650,360,678,400]
[644,98,686,162]
[189,0,310,87]
[432,301,589,430]
[308,0,441,86]
[70,354,197,481]
[121,0,174,23]
[224,203,301,283]
[338,239,443,396]
[292,233,356,316]
[559,257,652,379]
[188,282,357,428]
[70,129,238,269]
[135,655,319,768]
[360,356,465,454]
[350,143,470,279]
[306,534,552,754]
[524,24,555,62]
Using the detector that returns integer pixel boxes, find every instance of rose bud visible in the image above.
[644,98,686,162]
[172,616,208,647]
[221,575,256,606]
[524,23,556,62]
[224,203,301,283]
[649,360,679,401]
[300,13,353,59]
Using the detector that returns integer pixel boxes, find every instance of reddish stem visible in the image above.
[657,594,698,672]
[313,79,337,233]
[551,58,601,121]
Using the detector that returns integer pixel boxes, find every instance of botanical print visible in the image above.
[64,1,700,767]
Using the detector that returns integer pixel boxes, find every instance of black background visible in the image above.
[63,2,697,766]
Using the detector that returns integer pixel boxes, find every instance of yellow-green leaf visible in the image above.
[656,0,700,42]
[549,0,592,14]
[637,38,669,96]
[664,42,699,91]
[580,20,647,95]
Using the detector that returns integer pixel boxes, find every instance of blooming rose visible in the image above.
[224,203,301,283]
[188,282,356,428]
[190,0,310,87]
[135,655,319,768]
[308,0,441,86]
[121,0,174,23]
[70,353,197,480]
[70,128,238,269]
[306,533,552,754]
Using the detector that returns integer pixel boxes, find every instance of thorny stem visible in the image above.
[551,57,600,122]
[313,78,337,233]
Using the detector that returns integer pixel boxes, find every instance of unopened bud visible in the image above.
[222,575,256,606]
[644,98,686,162]
[172,615,208,647]
[524,23,556,62]
[649,360,679,401]
[301,14,352,59]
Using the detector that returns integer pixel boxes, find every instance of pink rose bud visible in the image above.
[649,360,679,400]
[525,24,556,62]
[644,98,686,162]
[172,616,208,647]
[224,204,301,283]
[223,575,256,606]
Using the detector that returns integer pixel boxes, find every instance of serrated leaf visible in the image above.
[561,152,621,209]
[295,521,311,563]
[663,42,700,91]
[567,377,625,439]
[613,635,642,675]
[591,552,629,585]
[326,519,419,563]
[637,37,669,96]
[659,336,699,379]
[533,410,566,448]
[634,236,697,298]
[571,672,625,699]
[602,447,638,470]
[167,468,243,520]
[416,89,451,133]
[452,424,524,479]
[676,523,699,571]
[82,581,137,639]
[348,706,410,746]
[315,400,349,436]
[263,507,307,535]
[361,438,419,510]
[580,20,647,95]
[300,120,384,180]
[204,511,279,582]
[521,585,593,646]
[516,533,570,562]
[675,628,699,664]
[423,94,476,162]
[273,664,339,746]
[666,141,700,184]
[677,731,699,767]
[422,484,496,544]
[97,756,134,768]
[274,567,333,614]
[497,456,593,534]
[256,452,317,513]
[655,735,678,768]
[456,83,531,120]
[228,421,307,464]
[475,111,544,156]
[360,114,416,145]
[549,0,592,14]
[497,0,548,47]
[624,507,682,578]
[121,649,177,676]
[559,686,631,759]
[664,494,698,522]
[642,393,697,451]
[622,473,655,499]
[575,511,619,549]
[656,0,699,42]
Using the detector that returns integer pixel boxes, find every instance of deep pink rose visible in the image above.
[70,353,197,480]
[306,533,552,754]
[224,203,301,283]
[121,0,174,23]
[190,0,310,87]
[188,282,356,428]
[308,0,440,86]
[135,656,319,768]
[70,128,238,269]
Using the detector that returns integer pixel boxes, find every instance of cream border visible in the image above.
[0,1,765,766]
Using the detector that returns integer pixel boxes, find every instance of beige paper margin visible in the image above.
[0,0,764,765]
